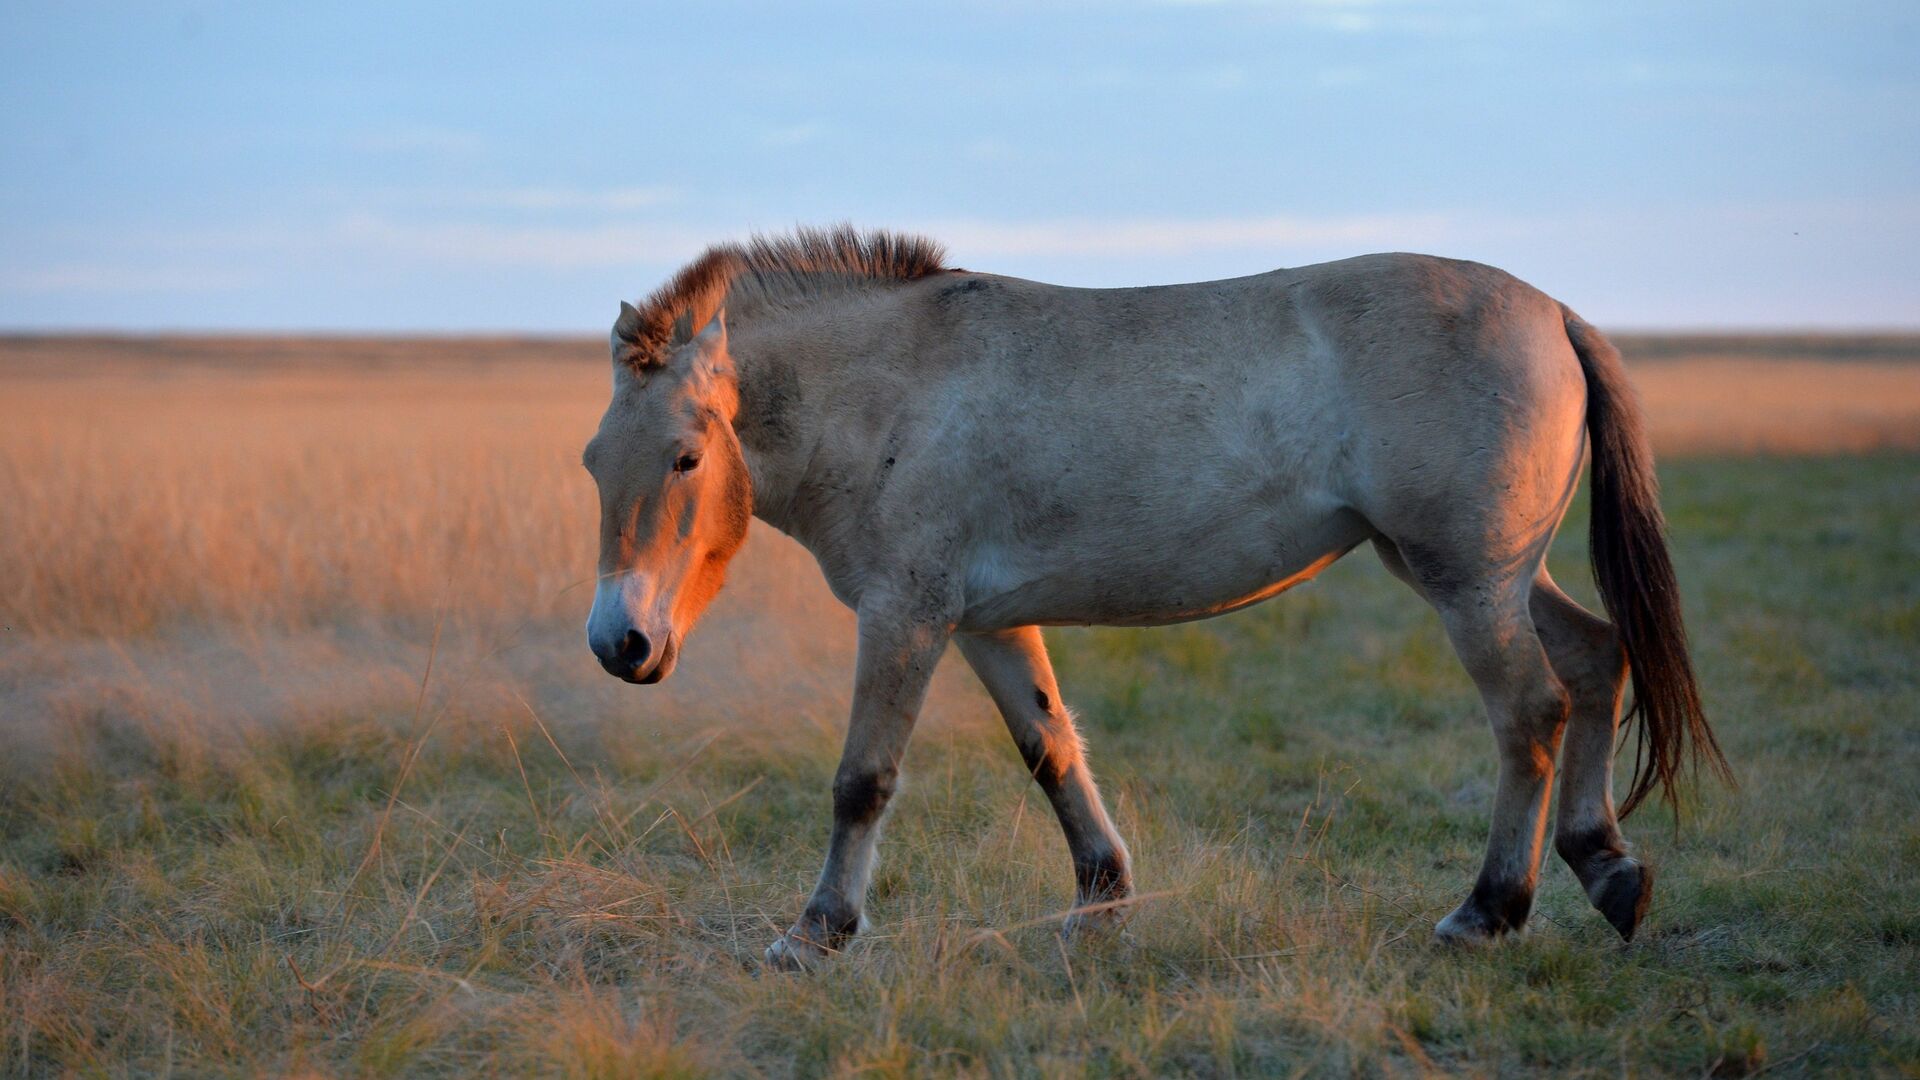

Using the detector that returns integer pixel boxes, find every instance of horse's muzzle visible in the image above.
[591,627,676,684]
[593,626,650,681]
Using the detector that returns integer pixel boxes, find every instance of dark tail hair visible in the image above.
[1562,305,1733,818]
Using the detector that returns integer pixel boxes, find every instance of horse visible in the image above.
[581,226,1730,969]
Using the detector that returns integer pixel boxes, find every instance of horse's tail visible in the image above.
[1562,304,1733,818]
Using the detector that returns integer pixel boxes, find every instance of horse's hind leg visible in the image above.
[1375,539,1570,943]
[956,627,1132,933]
[1531,573,1653,940]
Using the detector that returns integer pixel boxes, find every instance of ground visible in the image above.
[0,336,1916,1076]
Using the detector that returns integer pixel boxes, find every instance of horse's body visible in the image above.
[582,228,1728,969]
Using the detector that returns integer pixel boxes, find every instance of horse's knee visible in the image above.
[1493,683,1571,770]
[832,766,897,825]
[1014,724,1083,787]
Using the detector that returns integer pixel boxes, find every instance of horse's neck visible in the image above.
[729,291,905,544]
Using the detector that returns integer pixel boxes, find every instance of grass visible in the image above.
[1,339,1916,1076]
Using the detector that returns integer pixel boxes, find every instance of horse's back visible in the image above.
[915,251,1583,474]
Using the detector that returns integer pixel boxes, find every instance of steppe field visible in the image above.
[1,333,1916,1077]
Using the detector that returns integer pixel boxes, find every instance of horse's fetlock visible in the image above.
[798,899,862,942]
[1073,843,1132,902]
[1555,821,1625,877]
[1462,869,1536,936]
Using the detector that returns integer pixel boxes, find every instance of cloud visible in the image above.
[329,215,714,270]
[346,126,488,157]
[7,211,1460,284]
[1145,0,1499,35]
[442,187,679,212]
[924,212,1458,259]
[961,138,1013,162]
[305,210,1461,269]
[759,121,830,148]
[11,198,1912,329]
[0,264,255,293]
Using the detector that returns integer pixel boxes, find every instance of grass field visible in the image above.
[1,335,1917,1076]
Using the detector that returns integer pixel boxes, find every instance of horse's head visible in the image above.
[584,305,751,684]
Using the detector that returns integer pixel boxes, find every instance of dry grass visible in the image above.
[0,334,1916,1076]
[1627,353,1920,455]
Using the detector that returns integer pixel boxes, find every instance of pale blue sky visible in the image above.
[2,1,1915,331]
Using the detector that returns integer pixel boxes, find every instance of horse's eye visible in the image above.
[673,453,702,474]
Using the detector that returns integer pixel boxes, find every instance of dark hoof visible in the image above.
[1595,860,1654,942]
[762,912,860,972]
[1435,874,1534,946]
[1061,897,1133,940]
[1434,904,1519,946]
[764,930,834,971]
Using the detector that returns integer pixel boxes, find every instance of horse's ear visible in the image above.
[694,308,727,350]
[669,308,696,347]
[612,300,657,372]
[614,301,644,345]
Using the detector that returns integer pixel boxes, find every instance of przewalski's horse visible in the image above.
[582,227,1730,969]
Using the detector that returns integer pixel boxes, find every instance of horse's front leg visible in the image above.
[764,593,951,970]
[956,627,1132,935]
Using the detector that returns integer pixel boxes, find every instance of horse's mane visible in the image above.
[621,225,950,369]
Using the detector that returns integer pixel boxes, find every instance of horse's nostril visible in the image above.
[619,629,651,666]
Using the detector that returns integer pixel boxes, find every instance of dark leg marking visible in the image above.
[1558,823,1653,941]
[1460,871,1536,937]
[1073,844,1132,903]
[1595,862,1654,941]
[796,896,862,941]
[831,769,894,826]
[1554,823,1623,880]
[793,769,900,945]
[1011,732,1073,786]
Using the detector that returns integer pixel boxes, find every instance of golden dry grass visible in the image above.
[0,334,1916,1076]
[3,333,1914,638]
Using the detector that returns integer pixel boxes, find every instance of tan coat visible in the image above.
[582,228,1728,968]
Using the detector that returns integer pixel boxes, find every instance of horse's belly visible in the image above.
[957,505,1372,631]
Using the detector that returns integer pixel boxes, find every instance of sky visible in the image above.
[2,0,1916,332]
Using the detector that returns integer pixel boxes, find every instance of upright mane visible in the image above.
[618,225,950,370]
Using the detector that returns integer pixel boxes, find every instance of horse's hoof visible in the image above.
[1433,901,1525,947]
[1433,908,1495,947]
[1594,859,1654,942]
[1062,898,1132,940]
[763,930,832,972]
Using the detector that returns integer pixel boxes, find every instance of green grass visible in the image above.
[3,454,1917,1077]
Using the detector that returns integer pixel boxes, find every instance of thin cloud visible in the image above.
[760,121,830,148]
[0,264,255,293]
[926,212,1458,258]
[324,211,1460,268]
[346,125,488,157]
[330,214,713,270]
[444,187,680,212]
[1147,0,1498,35]
[961,138,1014,162]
